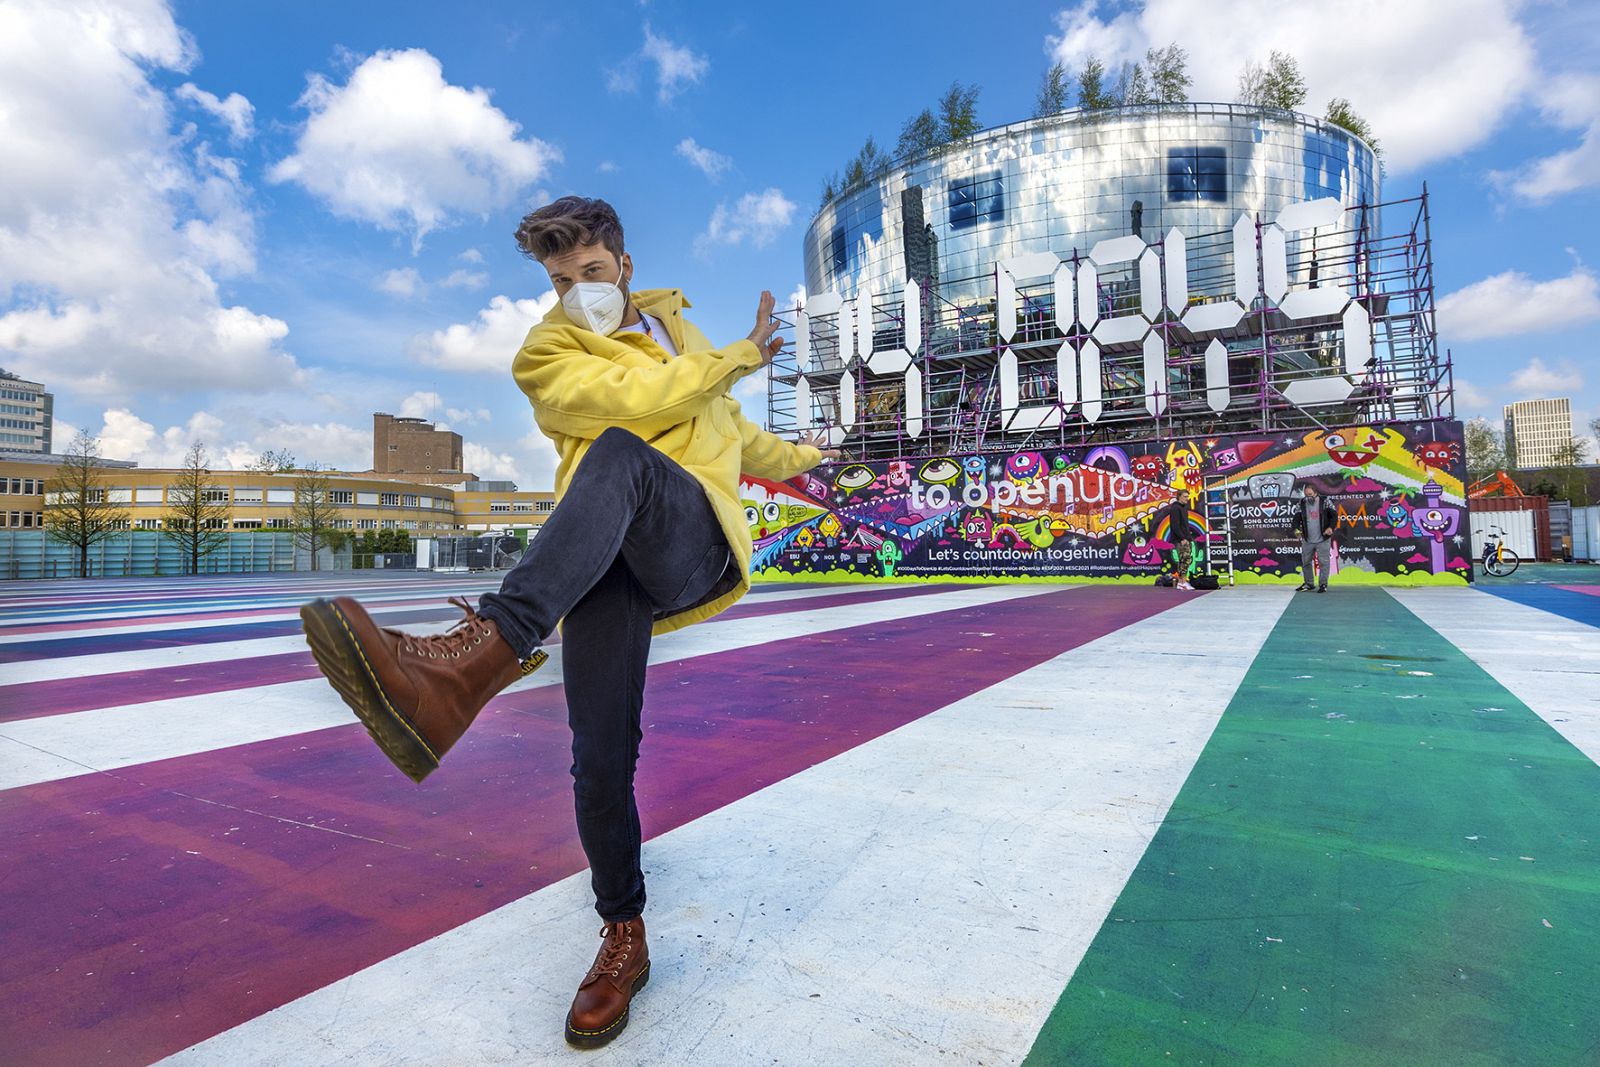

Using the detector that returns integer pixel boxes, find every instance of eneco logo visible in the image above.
[793,197,1370,441]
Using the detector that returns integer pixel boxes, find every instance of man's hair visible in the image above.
[514,196,625,263]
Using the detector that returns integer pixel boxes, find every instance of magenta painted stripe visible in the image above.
[0,587,1186,1067]
[0,585,944,723]
[1556,585,1600,598]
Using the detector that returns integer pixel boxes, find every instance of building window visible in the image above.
[25,479,39,495]
[490,501,512,513]
[267,517,291,529]
[202,489,229,504]
[329,489,353,504]
[86,488,105,503]
[536,500,554,513]
[233,519,262,530]
[948,172,1004,231]
[358,518,377,530]
[403,494,418,507]
[381,519,396,529]
[136,518,162,530]
[331,518,353,529]
[107,517,128,530]
[381,492,400,506]
[1167,147,1227,202]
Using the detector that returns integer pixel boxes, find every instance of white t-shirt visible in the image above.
[617,311,678,356]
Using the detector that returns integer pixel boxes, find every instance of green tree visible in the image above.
[1034,62,1070,117]
[896,108,943,158]
[937,81,982,140]
[290,467,347,571]
[1078,57,1114,109]
[1547,439,1591,505]
[1238,51,1306,109]
[841,135,892,190]
[161,442,230,575]
[1118,62,1152,105]
[43,430,128,578]
[1463,417,1508,483]
[1145,44,1192,103]
[1325,97,1382,159]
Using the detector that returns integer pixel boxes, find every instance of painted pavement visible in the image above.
[0,570,1597,1065]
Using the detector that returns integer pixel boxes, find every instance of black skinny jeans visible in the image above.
[477,428,732,922]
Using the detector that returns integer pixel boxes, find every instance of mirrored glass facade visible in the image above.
[803,103,1380,306]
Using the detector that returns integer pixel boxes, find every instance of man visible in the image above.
[1293,485,1338,592]
[298,196,836,1047]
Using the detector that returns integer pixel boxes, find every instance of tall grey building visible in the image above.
[1504,397,1573,468]
[0,369,53,454]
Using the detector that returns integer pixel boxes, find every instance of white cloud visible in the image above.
[75,406,371,471]
[458,247,485,263]
[642,26,708,102]
[1494,73,1600,200]
[462,441,521,482]
[174,81,254,141]
[604,68,638,95]
[597,160,620,173]
[446,406,491,425]
[783,283,807,313]
[398,390,443,420]
[1508,357,1584,397]
[375,267,424,297]
[1454,378,1492,411]
[1437,266,1600,341]
[676,137,731,179]
[696,189,797,254]
[1045,0,1536,172]
[441,268,488,290]
[269,48,559,248]
[410,291,558,374]
[0,0,293,400]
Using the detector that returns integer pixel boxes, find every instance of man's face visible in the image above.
[542,241,632,300]
[1304,488,1317,500]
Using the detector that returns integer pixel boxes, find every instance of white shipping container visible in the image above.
[1470,510,1536,564]
[1572,505,1600,562]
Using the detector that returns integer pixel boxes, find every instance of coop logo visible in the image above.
[795,197,1370,441]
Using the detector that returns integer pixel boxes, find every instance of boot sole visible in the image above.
[564,960,651,1048]
[299,598,440,784]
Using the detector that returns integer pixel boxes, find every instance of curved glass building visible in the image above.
[774,102,1448,460]
[803,102,1380,306]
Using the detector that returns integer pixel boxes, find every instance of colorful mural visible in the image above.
[747,419,1470,584]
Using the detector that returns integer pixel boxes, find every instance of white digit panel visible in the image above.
[997,252,1069,432]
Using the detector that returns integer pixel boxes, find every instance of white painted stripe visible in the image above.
[157,588,1291,1067]
[1389,588,1600,766]
[0,584,1062,791]
[0,583,874,659]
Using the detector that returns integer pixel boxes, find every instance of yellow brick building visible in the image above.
[0,454,555,538]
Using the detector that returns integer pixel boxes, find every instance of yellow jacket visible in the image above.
[512,287,821,634]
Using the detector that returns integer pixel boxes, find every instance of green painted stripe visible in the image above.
[1024,588,1600,1066]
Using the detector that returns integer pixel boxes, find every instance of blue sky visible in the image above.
[2,0,1597,488]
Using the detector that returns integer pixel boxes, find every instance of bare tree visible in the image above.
[162,442,231,575]
[43,430,128,578]
[249,447,296,473]
[1034,62,1070,117]
[290,467,348,571]
[1239,51,1306,109]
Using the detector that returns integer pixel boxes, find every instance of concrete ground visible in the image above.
[2,569,1598,1066]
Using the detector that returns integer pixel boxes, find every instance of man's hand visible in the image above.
[797,429,843,464]
[746,290,785,368]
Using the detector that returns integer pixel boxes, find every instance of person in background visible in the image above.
[1294,486,1338,592]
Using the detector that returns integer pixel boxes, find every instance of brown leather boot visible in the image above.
[565,917,650,1048]
[299,595,547,782]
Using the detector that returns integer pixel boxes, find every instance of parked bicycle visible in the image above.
[1481,524,1521,577]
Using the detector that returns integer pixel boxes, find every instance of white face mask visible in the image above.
[561,281,626,335]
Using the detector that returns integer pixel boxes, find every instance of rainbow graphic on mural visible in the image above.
[748,419,1469,584]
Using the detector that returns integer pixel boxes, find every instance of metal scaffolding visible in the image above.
[770,189,1449,460]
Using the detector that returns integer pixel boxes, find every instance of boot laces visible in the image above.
[588,922,634,978]
[400,596,494,659]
